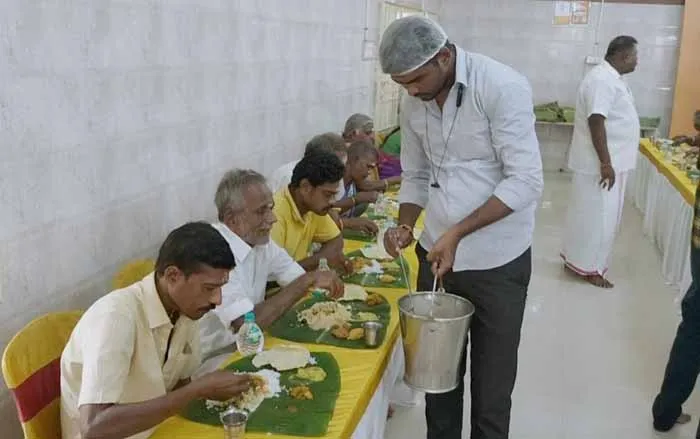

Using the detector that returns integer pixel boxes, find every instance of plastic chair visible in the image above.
[2,311,83,439]
[112,259,154,290]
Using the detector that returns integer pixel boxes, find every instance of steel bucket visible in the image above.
[398,292,475,393]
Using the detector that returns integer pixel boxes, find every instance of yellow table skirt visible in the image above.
[639,138,696,206]
[151,194,423,439]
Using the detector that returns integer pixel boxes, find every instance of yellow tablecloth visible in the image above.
[151,194,422,439]
[639,138,695,205]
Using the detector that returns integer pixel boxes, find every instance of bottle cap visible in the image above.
[244,312,255,322]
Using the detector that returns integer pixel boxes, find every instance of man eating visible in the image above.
[334,140,382,219]
[269,133,377,235]
[199,169,343,359]
[61,222,252,439]
[269,132,348,196]
[271,151,350,272]
[342,113,376,144]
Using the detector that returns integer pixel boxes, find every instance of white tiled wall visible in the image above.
[0,0,388,434]
[441,0,683,170]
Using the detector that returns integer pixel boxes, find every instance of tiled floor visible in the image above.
[385,172,700,439]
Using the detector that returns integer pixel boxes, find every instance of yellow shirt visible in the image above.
[271,186,340,261]
[60,273,201,439]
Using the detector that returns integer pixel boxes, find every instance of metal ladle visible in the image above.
[396,246,414,311]
[391,228,415,312]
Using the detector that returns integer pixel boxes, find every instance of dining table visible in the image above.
[150,189,424,439]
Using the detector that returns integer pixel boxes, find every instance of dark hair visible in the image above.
[155,222,235,276]
[290,151,345,188]
[347,139,378,162]
[303,133,346,158]
[605,36,637,59]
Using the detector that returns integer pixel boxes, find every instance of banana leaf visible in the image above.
[342,249,408,289]
[640,116,661,129]
[267,294,391,349]
[181,352,341,437]
[342,228,376,242]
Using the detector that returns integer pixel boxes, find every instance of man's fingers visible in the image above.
[430,260,440,275]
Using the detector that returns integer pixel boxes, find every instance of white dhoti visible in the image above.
[561,171,629,276]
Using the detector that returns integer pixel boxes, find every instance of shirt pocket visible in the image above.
[451,108,494,162]
[443,161,501,223]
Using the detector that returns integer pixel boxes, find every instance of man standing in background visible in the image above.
[561,36,640,288]
[379,16,543,439]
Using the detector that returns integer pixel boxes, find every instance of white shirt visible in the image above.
[199,223,305,356]
[269,160,299,195]
[399,47,543,271]
[61,274,200,439]
[568,61,640,173]
[269,160,345,201]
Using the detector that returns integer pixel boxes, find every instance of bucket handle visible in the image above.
[431,275,446,294]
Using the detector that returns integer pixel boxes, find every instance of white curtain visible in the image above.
[629,154,693,302]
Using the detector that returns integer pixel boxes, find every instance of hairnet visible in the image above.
[343,113,374,136]
[379,16,448,76]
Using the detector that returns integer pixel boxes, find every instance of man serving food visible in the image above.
[380,16,543,439]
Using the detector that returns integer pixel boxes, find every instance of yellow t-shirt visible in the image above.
[271,186,340,261]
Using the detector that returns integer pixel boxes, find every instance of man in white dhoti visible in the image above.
[562,35,640,288]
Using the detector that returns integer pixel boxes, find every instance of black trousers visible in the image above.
[416,245,531,439]
[652,245,700,436]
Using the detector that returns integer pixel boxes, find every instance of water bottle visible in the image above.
[236,312,264,356]
[375,193,387,216]
[312,258,331,298]
[318,258,330,272]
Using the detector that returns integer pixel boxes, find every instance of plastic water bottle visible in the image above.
[312,258,331,298]
[318,258,330,272]
[236,312,264,356]
[375,193,387,216]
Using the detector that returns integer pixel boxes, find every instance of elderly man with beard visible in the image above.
[198,169,343,361]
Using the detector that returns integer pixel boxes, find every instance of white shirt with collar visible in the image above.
[399,46,544,271]
[567,61,640,174]
[199,222,305,356]
[61,273,200,439]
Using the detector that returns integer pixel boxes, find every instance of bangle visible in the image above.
[398,224,413,233]
[600,162,613,168]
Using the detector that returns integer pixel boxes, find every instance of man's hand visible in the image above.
[311,270,344,299]
[345,218,379,235]
[600,163,615,190]
[356,191,379,204]
[326,250,352,274]
[383,226,414,258]
[672,135,693,146]
[426,229,461,278]
[194,371,252,401]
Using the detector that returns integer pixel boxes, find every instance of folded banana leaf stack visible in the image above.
[534,101,575,123]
